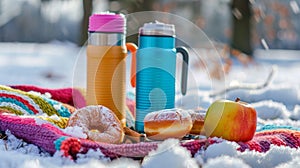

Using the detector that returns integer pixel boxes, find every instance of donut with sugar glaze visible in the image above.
[188,110,206,135]
[144,108,193,140]
[67,105,124,144]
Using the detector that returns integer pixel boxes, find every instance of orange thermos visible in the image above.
[86,13,136,127]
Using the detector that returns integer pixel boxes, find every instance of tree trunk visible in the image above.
[117,0,156,44]
[231,0,253,57]
[80,0,93,46]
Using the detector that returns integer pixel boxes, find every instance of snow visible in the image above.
[204,141,239,159]
[142,139,198,168]
[226,85,300,110]
[0,42,78,88]
[204,156,251,168]
[234,145,300,167]
[252,100,290,120]
[277,156,300,168]
[34,117,49,125]
[63,126,87,139]
[291,105,300,120]
[197,140,300,168]
[1,42,300,167]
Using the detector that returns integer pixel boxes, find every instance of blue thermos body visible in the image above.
[135,22,189,133]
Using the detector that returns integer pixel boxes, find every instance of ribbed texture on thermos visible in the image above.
[86,13,127,127]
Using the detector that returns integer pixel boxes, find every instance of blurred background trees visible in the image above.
[231,0,253,57]
[0,0,299,51]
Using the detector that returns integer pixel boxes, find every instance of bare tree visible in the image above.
[80,0,93,46]
[230,0,253,58]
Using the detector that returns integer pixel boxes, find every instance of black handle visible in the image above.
[176,46,189,95]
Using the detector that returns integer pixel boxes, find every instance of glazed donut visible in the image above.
[67,105,124,144]
[144,108,192,141]
[188,110,206,135]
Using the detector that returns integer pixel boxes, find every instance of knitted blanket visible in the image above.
[1,85,300,159]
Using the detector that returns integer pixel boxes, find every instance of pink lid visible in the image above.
[88,13,125,33]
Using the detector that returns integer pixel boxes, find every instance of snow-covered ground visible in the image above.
[1,42,300,167]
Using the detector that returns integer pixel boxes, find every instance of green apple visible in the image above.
[204,98,257,142]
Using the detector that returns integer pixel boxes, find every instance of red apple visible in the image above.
[204,98,257,142]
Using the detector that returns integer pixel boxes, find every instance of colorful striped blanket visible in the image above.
[1,85,300,159]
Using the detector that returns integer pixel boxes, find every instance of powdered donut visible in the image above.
[67,105,124,144]
[144,108,192,140]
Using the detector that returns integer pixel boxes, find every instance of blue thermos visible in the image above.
[134,22,189,133]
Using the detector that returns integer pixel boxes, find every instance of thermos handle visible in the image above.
[126,43,138,87]
[176,47,189,95]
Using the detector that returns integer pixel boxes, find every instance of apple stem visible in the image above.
[235,97,240,102]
